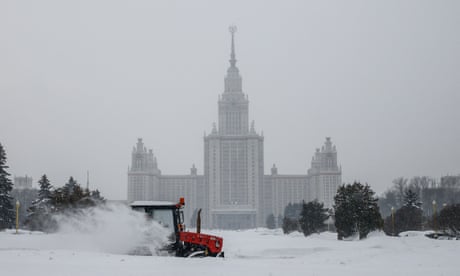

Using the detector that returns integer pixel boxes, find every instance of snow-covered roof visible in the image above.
[130,200,177,207]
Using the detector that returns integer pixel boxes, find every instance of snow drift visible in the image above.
[1,227,459,276]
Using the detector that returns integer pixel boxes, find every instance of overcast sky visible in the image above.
[1,0,459,200]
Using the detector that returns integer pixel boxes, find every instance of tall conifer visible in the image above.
[0,143,15,230]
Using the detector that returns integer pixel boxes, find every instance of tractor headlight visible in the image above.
[215,240,220,248]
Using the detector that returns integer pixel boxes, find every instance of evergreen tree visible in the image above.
[394,206,423,234]
[266,213,276,229]
[26,174,106,232]
[299,200,328,236]
[71,185,87,207]
[284,202,302,219]
[75,187,103,208]
[334,185,356,239]
[439,204,460,236]
[62,176,77,201]
[50,187,65,211]
[57,177,88,208]
[282,202,303,234]
[282,217,299,234]
[384,189,423,235]
[26,175,55,231]
[51,177,105,210]
[38,174,53,201]
[90,189,103,201]
[0,143,15,230]
[334,182,383,240]
[403,189,422,208]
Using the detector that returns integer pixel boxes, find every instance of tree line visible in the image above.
[269,179,460,240]
[26,174,104,232]
[378,176,460,217]
[0,143,104,232]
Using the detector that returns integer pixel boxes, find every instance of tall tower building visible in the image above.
[204,26,264,229]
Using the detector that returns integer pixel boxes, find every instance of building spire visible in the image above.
[224,25,242,93]
[229,25,237,67]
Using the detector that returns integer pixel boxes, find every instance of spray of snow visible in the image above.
[50,203,170,255]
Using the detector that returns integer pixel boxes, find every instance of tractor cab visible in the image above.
[131,198,186,250]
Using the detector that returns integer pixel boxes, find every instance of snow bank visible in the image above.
[1,227,459,276]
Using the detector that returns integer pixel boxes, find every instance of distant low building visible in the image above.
[12,176,37,227]
[14,175,33,189]
[440,175,460,189]
[127,28,342,229]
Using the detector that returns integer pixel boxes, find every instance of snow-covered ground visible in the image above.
[1,206,458,276]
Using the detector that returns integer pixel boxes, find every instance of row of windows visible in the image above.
[220,110,247,134]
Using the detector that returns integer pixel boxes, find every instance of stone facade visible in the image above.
[127,138,204,224]
[127,28,342,229]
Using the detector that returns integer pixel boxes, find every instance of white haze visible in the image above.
[1,0,459,198]
[17,204,169,255]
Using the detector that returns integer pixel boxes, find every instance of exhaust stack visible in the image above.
[196,209,202,234]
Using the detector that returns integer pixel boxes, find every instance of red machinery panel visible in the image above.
[180,232,223,255]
